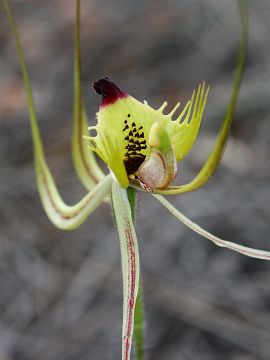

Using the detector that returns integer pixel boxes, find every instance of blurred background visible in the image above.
[1,0,270,359]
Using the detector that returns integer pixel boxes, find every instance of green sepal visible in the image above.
[154,195,270,260]
[36,164,112,230]
[3,0,111,230]
[156,0,248,195]
[72,0,105,190]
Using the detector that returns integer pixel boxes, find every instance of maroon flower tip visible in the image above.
[93,77,128,107]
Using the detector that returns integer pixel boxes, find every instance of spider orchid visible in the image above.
[4,0,270,359]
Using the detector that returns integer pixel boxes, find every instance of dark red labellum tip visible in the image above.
[93,77,128,107]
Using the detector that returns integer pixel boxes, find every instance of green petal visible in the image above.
[111,181,140,360]
[154,195,270,260]
[37,165,111,230]
[3,0,111,230]
[72,0,105,189]
[155,0,248,195]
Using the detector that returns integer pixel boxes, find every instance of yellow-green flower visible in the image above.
[86,78,208,190]
[4,1,269,360]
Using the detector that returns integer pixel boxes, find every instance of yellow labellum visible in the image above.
[86,78,209,189]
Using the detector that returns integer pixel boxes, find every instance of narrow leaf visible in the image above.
[112,181,141,360]
[156,0,248,195]
[72,0,105,189]
[154,195,270,260]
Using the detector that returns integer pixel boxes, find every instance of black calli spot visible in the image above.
[122,118,147,175]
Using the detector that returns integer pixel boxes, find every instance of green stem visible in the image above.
[127,187,145,360]
[133,282,144,360]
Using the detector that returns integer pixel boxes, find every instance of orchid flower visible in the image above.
[4,0,270,359]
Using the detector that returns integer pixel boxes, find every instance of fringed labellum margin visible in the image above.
[87,78,208,190]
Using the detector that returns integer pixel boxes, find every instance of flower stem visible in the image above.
[127,187,145,360]
[133,282,144,360]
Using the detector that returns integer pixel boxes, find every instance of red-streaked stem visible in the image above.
[111,182,141,360]
[124,224,137,359]
[127,188,145,360]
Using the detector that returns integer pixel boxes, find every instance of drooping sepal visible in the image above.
[155,195,270,260]
[36,164,112,230]
[3,0,112,230]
